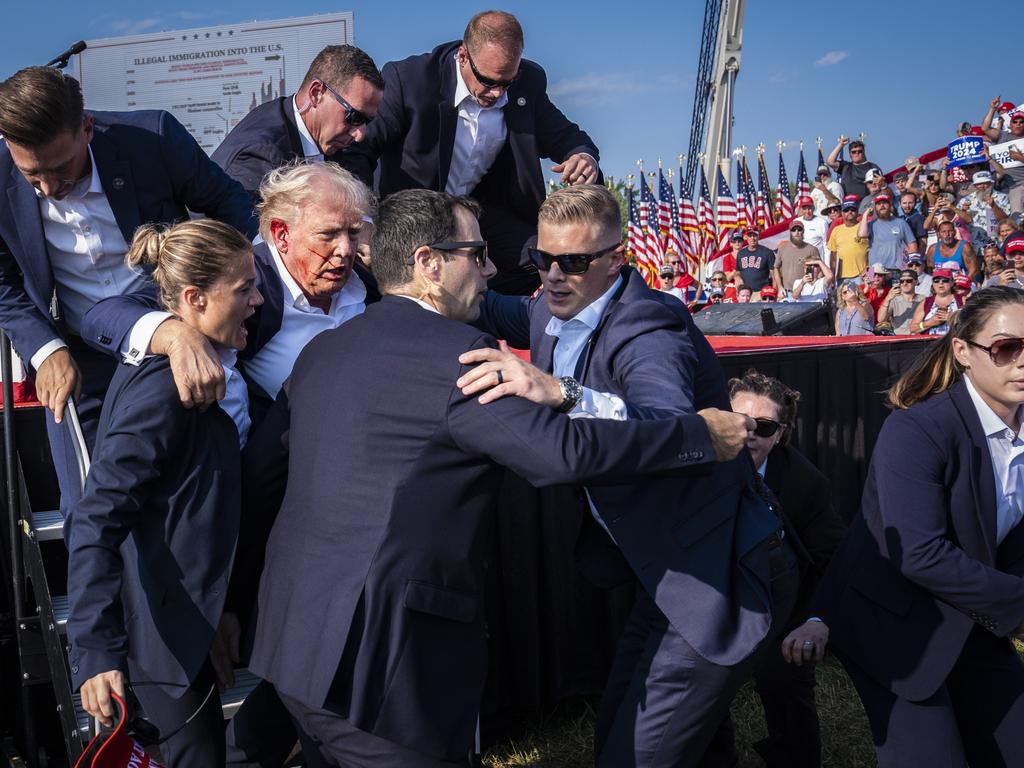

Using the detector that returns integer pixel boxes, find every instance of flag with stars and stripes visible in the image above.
[735,162,748,229]
[657,169,673,236]
[757,153,775,229]
[741,158,757,229]
[626,186,650,275]
[776,152,794,221]
[715,168,738,251]
[697,167,717,265]
[640,174,664,273]
[796,150,811,201]
[677,171,700,275]
[662,172,688,263]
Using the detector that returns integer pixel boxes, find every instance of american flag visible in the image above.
[626,186,650,273]
[640,174,664,272]
[662,172,688,263]
[796,150,811,200]
[740,158,756,229]
[715,168,738,251]
[776,152,794,221]
[757,152,775,229]
[657,169,673,236]
[697,167,717,265]
[677,166,700,275]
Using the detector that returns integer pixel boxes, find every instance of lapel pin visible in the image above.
[517,97,526,107]
[112,177,125,190]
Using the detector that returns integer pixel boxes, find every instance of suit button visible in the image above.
[71,665,79,674]
[99,335,111,345]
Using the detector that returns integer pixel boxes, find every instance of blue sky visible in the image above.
[3,0,1019,192]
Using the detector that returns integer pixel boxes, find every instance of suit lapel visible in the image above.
[437,55,458,190]
[4,167,52,299]
[90,131,142,243]
[950,379,999,562]
[281,96,304,158]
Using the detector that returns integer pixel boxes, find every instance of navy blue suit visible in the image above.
[64,355,240,764]
[341,42,600,295]
[211,96,344,202]
[244,295,717,766]
[0,110,256,509]
[815,377,1024,766]
[479,268,794,767]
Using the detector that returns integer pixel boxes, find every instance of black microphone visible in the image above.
[46,40,87,69]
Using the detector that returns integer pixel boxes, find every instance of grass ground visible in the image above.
[483,656,877,768]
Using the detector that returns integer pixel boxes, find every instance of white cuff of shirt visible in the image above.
[30,339,68,372]
[568,387,628,421]
[122,311,174,365]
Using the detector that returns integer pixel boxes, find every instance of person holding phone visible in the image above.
[911,268,961,335]
[878,270,923,335]
[792,259,834,303]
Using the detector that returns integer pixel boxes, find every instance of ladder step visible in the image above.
[29,509,64,541]
[221,669,260,719]
[52,594,69,633]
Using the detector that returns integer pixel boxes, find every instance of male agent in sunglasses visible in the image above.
[212,45,384,202]
[461,185,798,768]
[341,11,601,296]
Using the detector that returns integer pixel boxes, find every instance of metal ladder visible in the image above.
[2,331,261,767]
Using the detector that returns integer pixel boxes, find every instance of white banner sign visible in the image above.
[990,138,1024,170]
[75,13,353,154]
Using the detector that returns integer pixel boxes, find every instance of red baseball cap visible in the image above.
[74,693,163,768]
[744,227,759,235]
[1006,236,1024,254]
[797,196,814,207]
[1000,101,1017,113]
[760,285,778,297]
[874,193,892,203]
[954,273,972,289]
[932,268,954,280]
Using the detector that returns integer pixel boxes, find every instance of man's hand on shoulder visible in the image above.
[151,319,225,410]
[35,348,81,424]
[457,341,563,407]
[698,408,755,461]
[552,153,599,186]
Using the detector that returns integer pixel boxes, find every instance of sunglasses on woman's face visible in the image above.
[752,418,782,438]
[965,337,1024,367]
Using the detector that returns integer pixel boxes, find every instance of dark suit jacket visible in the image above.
[211,96,343,201]
[480,266,782,666]
[0,110,257,373]
[763,443,846,626]
[246,296,715,761]
[815,378,1024,701]
[64,356,240,696]
[341,42,599,271]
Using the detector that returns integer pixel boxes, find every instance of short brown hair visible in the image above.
[463,11,524,56]
[0,67,84,147]
[728,369,801,445]
[538,185,621,242]
[299,45,384,93]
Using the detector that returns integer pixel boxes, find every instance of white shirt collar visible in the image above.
[394,294,441,314]
[36,145,102,200]
[292,96,322,159]
[964,374,1021,439]
[452,53,509,111]
[266,240,366,312]
[545,274,624,337]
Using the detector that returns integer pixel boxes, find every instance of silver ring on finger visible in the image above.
[803,640,814,646]
[496,370,504,385]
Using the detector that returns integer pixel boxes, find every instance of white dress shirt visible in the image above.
[243,242,366,399]
[293,97,324,163]
[545,275,628,421]
[797,215,830,264]
[964,375,1024,544]
[445,54,509,196]
[217,347,251,448]
[32,146,148,369]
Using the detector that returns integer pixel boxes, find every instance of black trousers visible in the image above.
[841,626,1024,768]
[594,534,799,768]
[132,662,225,768]
[276,689,468,768]
[224,680,298,767]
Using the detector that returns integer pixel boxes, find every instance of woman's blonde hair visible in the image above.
[888,286,1024,409]
[125,219,252,310]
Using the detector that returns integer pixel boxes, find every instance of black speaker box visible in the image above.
[692,302,832,336]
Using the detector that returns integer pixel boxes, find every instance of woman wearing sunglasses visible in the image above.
[835,281,875,336]
[726,370,845,768]
[911,267,961,335]
[65,220,263,766]
[807,286,1024,766]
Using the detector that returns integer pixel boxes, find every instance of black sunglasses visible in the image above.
[965,337,1024,367]
[317,80,374,126]
[427,240,489,268]
[527,242,621,275]
[899,278,916,284]
[932,277,951,284]
[465,49,520,90]
[753,418,782,438]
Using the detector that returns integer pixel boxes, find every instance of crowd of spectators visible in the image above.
[659,98,1024,337]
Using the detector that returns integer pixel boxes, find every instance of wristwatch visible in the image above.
[556,376,584,413]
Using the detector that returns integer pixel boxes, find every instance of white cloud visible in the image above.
[768,72,788,84]
[814,51,848,68]
[100,11,221,37]
[549,72,693,107]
